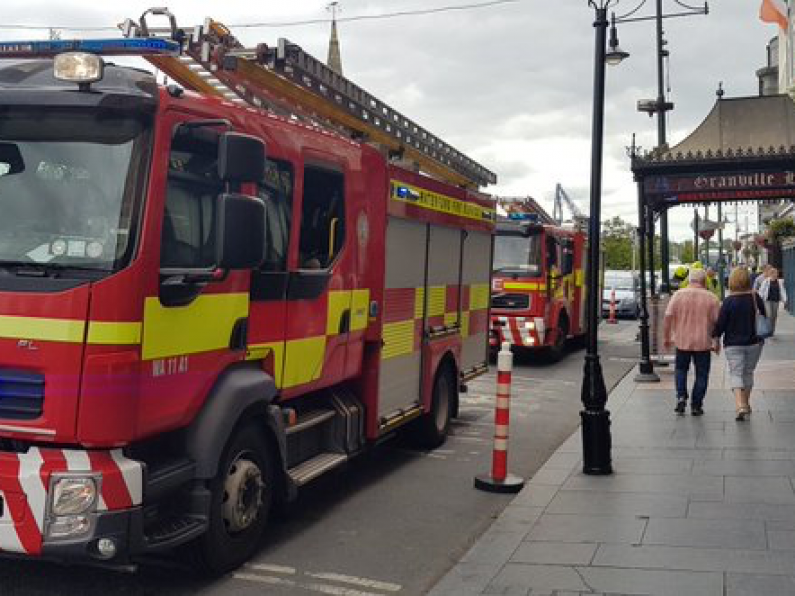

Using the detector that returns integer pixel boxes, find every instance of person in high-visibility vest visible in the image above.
[672,264,689,290]
[705,267,721,300]
[678,261,703,289]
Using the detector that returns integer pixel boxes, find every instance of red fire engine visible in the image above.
[0,9,495,572]
[490,213,587,360]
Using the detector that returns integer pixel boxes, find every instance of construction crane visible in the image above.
[119,8,496,190]
[553,183,588,227]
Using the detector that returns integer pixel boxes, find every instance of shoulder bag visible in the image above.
[752,293,773,340]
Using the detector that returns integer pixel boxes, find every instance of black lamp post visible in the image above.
[581,0,626,476]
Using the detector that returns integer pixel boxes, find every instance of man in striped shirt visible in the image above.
[663,269,721,416]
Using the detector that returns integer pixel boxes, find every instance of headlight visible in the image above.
[51,477,97,516]
[47,515,92,539]
[54,52,104,83]
[523,321,536,329]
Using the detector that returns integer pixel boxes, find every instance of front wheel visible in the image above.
[191,423,274,575]
[412,364,455,449]
[547,320,568,362]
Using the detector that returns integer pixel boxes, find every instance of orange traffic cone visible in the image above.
[607,289,618,324]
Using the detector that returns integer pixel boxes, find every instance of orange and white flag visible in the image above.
[761,0,789,29]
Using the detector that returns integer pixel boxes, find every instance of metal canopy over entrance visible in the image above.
[629,94,795,381]
[633,94,795,210]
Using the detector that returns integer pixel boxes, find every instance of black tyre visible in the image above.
[413,363,455,449]
[191,423,274,575]
[547,319,568,362]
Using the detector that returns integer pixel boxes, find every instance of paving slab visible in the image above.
[642,517,767,549]
[593,543,795,575]
[545,489,688,518]
[524,513,645,545]
[768,529,795,551]
[511,542,597,566]
[726,572,795,596]
[724,476,795,504]
[484,564,587,594]
[688,501,795,522]
[577,566,723,596]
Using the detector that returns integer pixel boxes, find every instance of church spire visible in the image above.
[326,2,343,75]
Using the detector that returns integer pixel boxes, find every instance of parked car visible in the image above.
[601,270,640,318]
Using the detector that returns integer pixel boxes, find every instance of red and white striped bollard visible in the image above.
[607,289,618,324]
[475,342,525,493]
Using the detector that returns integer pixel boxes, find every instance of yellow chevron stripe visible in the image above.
[350,289,370,332]
[382,320,415,360]
[282,336,326,387]
[0,315,85,343]
[142,293,249,360]
[87,321,142,345]
[428,285,446,317]
[246,341,285,387]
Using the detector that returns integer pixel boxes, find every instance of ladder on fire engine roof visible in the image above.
[119,8,497,190]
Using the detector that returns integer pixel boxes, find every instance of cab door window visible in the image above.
[160,136,223,269]
[298,166,345,269]
[257,158,294,272]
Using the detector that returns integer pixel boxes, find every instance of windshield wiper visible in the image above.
[0,260,105,277]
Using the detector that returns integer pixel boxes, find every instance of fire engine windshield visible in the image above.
[493,234,543,276]
[0,108,151,272]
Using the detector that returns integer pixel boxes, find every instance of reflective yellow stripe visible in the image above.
[350,289,370,332]
[414,287,425,319]
[503,282,538,291]
[575,270,584,287]
[246,341,284,388]
[428,285,446,317]
[0,315,84,343]
[470,284,490,310]
[382,320,415,360]
[461,311,470,338]
[142,293,249,360]
[390,180,497,223]
[327,290,352,336]
[444,312,458,326]
[87,322,142,345]
[282,336,326,387]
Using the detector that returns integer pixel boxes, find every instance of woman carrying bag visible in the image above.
[758,267,788,336]
[712,267,768,421]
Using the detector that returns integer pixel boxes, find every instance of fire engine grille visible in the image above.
[491,293,530,310]
[0,370,44,420]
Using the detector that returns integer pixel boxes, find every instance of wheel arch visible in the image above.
[184,362,286,484]
[438,350,459,418]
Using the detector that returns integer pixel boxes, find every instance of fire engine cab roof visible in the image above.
[0,59,158,106]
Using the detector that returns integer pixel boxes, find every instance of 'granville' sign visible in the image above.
[643,171,795,203]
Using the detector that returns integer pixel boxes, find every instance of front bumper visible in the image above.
[0,447,142,562]
[490,315,546,348]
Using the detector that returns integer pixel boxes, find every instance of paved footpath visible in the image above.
[430,312,795,596]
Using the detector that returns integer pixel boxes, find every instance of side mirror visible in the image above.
[218,132,265,183]
[216,193,266,270]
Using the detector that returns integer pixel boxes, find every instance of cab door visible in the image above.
[138,113,251,433]
[280,161,352,395]
[246,158,295,389]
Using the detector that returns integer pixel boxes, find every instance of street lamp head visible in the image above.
[605,13,629,66]
[606,46,629,66]
[589,0,620,9]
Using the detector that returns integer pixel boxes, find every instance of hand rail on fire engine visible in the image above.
[119,9,496,189]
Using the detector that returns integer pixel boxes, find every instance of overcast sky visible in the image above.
[0,0,777,240]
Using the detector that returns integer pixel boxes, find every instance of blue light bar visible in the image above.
[507,212,539,223]
[0,38,180,59]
